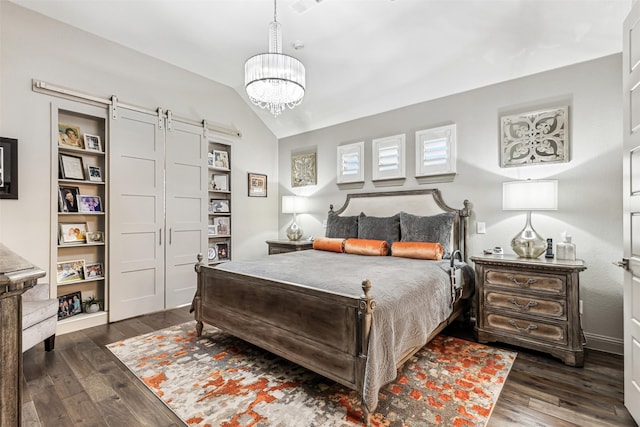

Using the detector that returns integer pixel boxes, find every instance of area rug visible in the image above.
[107,321,516,427]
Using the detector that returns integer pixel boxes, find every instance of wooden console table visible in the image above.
[0,244,46,426]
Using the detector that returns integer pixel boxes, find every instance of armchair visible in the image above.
[22,282,57,352]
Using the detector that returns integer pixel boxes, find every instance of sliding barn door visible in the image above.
[165,119,207,308]
[109,108,165,322]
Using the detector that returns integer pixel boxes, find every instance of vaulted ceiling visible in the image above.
[9,0,631,138]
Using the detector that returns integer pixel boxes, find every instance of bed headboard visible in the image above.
[329,189,471,261]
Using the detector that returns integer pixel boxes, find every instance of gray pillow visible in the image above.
[325,213,359,238]
[400,211,456,256]
[358,213,400,249]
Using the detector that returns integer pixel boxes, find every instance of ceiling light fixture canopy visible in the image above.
[244,0,306,117]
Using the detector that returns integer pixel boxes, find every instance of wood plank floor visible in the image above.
[21,307,638,426]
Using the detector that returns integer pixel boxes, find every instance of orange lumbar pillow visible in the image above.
[391,241,444,260]
[313,237,346,253]
[344,238,389,256]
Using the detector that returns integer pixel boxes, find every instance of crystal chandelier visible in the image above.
[244,0,306,117]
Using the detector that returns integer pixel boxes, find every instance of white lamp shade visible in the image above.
[282,196,307,214]
[503,180,558,211]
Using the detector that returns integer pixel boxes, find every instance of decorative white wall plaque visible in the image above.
[337,141,364,184]
[372,134,405,181]
[500,106,569,167]
[415,124,456,177]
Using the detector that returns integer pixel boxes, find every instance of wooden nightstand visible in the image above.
[266,239,313,255]
[471,254,586,367]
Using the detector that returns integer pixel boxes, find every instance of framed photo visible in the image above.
[210,199,230,213]
[209,173,229,191]
[87,165,102,182]
[0,137,18,199]
[214,217,230,235]
[57,290,83,320]
[212,150,229,169]
[208,224,218,236]
[83,134,102,152]
[83,262,104,279]
[208,246,217,262]
[86,231,104,243]
[248,172,267,197]
[59,153,85,180]
[58,123,83,149]
[77,195,102,212]
[216,242,230,261]
[291,152,317,187]
[56,259,85,284]
[59,222,87,244]
[58,186,80,212]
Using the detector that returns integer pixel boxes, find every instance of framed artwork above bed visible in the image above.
[337,141,364,184]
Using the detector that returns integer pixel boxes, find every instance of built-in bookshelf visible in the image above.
[207,138,231,265]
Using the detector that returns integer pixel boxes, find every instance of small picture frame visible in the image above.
[58,185,80,212]
[83,134,102,152]
[83,262,104,279]
[86,231,104,243]
[208,246,217,262]
[59,153,85,180]
[57,290,83,320]
[210,199,230,213]
[208,224,218,236]
[216,242,230,261]
[248,172,267,197]
[209,174,229,191]
[59,222,88,244]
[87,165,102,182]
[77,195,102,213]
[56,259,86,284]
[214,217,230,235]
[212,150,229,169]
[58,123,83,149]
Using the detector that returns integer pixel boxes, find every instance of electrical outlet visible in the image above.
[476,222,486,234]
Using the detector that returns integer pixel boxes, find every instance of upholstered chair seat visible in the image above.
[22,283,57,352]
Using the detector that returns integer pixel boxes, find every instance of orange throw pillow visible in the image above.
[344,238,389,256]
[313,237,346,253]
[391,241,444,260]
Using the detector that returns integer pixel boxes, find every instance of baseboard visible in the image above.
[584,332,623,355]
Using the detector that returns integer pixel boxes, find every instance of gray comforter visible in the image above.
[216,250,463,412]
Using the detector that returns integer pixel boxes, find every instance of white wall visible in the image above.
[279,54,624,353]
[0,3,279,276]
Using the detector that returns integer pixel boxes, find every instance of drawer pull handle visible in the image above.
[507,298,538,310]
[508,319,538,333]
[507,275,537,287]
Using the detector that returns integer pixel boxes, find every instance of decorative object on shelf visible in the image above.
[59,222,87,244]
[87,165,102,182]
[500,106,569,167]
[77,195,102,212]
[57,291,83,320]
[83,262,104,279]
[503,179,558,258]
[0,137,18,199]
[415,124,457,178]
[210,174,228,191]
[212,150,229,169]
[86,231,104,243]
[208,224,217,236]
[248,172,267,197]
[59,153,85,180]
[282,195,307,241]
[82,295,103,313]
[545,238,554,259]
[372,134,406,181]
[214,217,230,235]
[83,134,102,152]
[57,123,83,149]
[58,185,80,212]
[337,141,364,184]
[56,259,86,284]
[556,231,577,260]
[244,0,305,116]
[210,199,230,213]
[208,246,217,262]
[216,242,230,261]
[291,152,316,187]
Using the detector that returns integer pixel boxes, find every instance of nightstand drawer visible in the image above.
[486,269,565,295]
[485,290,566,319]
[486,313,567,345]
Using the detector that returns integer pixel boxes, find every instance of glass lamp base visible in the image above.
[511,214,547,258]
[286,221,303,241]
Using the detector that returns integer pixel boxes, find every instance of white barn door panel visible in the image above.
[109,107,165,322]
[165,120,207,308]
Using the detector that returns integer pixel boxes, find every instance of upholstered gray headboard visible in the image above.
[328,189,471,261]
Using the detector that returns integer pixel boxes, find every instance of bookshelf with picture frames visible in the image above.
[50,101,109,334]
[207,137,232,265]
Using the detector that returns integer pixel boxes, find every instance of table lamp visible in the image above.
[503,180,558,258]
[282,196,307,241]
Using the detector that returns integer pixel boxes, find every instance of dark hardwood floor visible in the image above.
[21,307,638,426]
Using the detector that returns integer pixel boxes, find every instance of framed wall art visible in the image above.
[248,172,267,197]
[291,152,317,187]
[0,137,18,199]
[337,141,364,184]
[415,124,457,177]
[372,134,405,181]
[500,106,569,167]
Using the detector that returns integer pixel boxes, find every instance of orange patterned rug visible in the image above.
[107,321,516,427]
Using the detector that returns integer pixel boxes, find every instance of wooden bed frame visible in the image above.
[192,189,471,422]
